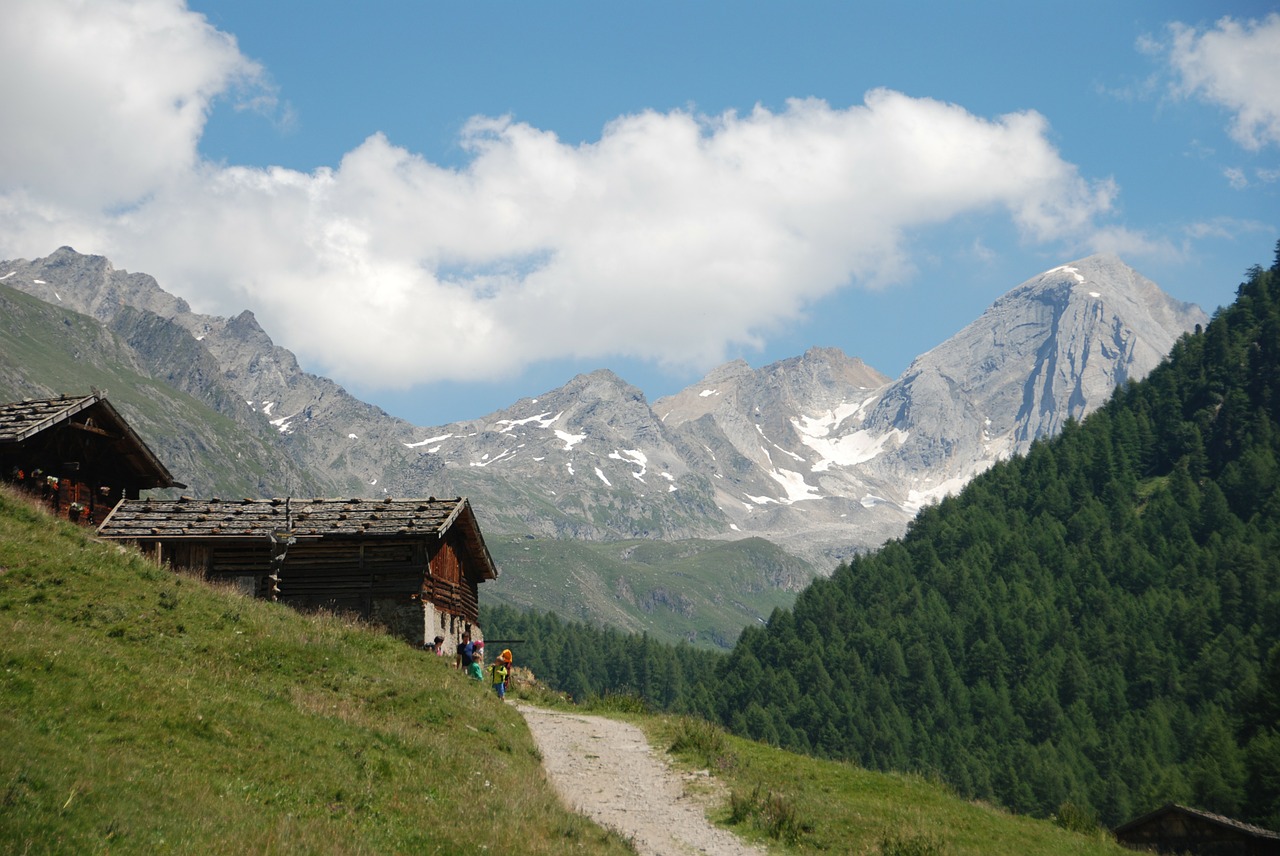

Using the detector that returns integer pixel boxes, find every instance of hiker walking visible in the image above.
[489,657,507,699]
[489,649,513,699]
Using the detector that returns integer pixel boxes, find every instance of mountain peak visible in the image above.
[560,368,646,403]
[866,254,1209,509]
[226,309,268,338]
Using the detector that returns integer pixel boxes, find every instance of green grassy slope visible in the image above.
[0,486,630,855]
[648,714,1133,855]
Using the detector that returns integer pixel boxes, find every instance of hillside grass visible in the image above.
[644,715,1132,856]
[0,486,632,855]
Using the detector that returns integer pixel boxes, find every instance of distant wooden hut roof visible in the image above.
[1114,802,1280,841]
[0,393,180,489]
[97,496,498,580]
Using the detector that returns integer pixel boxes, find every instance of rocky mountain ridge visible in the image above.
[1,248,1207,571]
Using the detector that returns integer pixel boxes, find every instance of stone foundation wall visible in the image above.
[370,597,481,656]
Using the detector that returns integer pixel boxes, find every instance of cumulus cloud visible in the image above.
[1158,13,1280,151]
[0,0,266,208]
[0,0,1116,390]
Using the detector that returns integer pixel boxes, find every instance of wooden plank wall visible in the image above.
[426,535,480,623]
[124,532,484,624]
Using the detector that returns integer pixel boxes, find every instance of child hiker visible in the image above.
[488,654,507,699]
[489,649,512,699]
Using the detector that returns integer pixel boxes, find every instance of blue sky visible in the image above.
[2,2,1278,427]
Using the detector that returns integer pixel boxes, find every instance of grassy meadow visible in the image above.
[3,484,1132,854]
[0,486,631,855]
[646,714,1132,856]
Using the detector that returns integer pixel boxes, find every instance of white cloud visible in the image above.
[1160,13,1280,151]
[1184,217,1273,242]
[1086,226,1188,263]
[0,0,1117,392]
[1224,167,1249,190]
[0,0,268,208]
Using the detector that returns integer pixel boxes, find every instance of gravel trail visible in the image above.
[515,704,767,856]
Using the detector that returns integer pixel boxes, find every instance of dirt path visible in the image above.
[515,704,767,856]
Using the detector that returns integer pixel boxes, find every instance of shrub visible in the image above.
[667,716,731,769]
[728,783,809,844]
[1054,801,1101,835]
[879,830,949,856]
[579,691,650,715]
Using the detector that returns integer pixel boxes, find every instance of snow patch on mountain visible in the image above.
[610,449,648,481]
[1049,264,1086,283]
[471,448,517,468]
[794,398,875,437]
[556,429,586,450]
[404,432,453,449]
[496,410,562,433]
[767,467,821,504]
[905,470,983,511]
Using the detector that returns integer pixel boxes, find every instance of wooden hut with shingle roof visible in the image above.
[97,495,498,648]
[1,393,181,525]
[1114,803,1280,855]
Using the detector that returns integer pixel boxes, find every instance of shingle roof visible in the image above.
[0,394,102,443]
[97,496,498,578]
[0,393,180,488]
[1114,803,1280,840]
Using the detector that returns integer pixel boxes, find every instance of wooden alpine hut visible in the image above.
[1114,803,1280,855]
[96,495,499,650]
[0,392,181,525]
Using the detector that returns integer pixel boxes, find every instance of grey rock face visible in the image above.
[649,256,1205,567]
[856,256,1206,505]
[1,247,421,497]
[396,368,727,541]
[1,248,1206,572]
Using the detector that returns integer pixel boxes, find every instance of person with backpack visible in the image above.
[489,649,513,699]
[488,657,508,699]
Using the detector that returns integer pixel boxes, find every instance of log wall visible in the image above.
[126,531,485,645]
